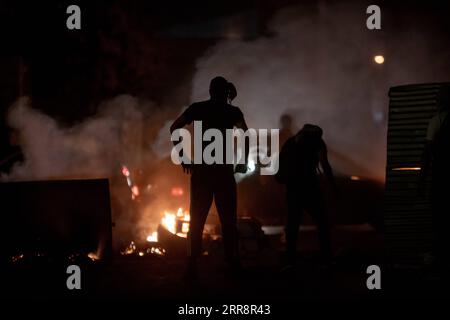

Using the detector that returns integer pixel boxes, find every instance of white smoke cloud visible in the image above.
[2,95,149,181]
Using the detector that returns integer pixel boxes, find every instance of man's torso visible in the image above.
[184,100,244,170]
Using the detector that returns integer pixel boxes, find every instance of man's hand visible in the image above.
[234,163,248,174]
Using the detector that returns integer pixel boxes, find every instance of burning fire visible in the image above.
[145,207,190,244]
[158,207,190,238]
[121,208,190,257]
[121,166,195,257]
[146,231,158,242]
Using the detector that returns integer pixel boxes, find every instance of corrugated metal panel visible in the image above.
[385,82,450,266]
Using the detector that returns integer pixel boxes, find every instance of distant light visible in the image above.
[392,167,421,171]
[131,185,140,197]
[350,176,361,181]
[374,55,385,64]
[121,165,130,177]
[171,187,184,197]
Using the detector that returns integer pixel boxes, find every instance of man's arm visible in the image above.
[170,112,191,135]
[170,108,193,173]
[319,144,338,193]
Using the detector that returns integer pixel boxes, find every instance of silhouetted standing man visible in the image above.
[420,86,450,273]
[276,124,337,267]
[170,76,248,279]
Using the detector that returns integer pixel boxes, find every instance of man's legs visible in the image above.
[214,172,239,267]
[186,170,213,277]
[284,187,303,265]
[306,191,332,261]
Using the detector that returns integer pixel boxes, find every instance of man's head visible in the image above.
[209,76,236,102]
[437,85,450,112]
[209,76,228,101]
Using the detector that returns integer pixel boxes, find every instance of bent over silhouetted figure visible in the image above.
[170,76,248,279]
[276,124,337,266]
[420,86,450,273]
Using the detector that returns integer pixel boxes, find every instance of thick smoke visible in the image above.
[2,95,148,181]
[191,4,450,181]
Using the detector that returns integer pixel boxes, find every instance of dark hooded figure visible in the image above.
[170,76,249,279]
[276,124,337,267]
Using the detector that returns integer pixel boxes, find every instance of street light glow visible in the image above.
[374,55,385,64]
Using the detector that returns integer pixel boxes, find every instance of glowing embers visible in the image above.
[121,240,166,257]
[11,254,24,263]
[122,241,137,255]
[10,251,101,264]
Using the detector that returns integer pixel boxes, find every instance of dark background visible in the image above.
[1,0,450,157]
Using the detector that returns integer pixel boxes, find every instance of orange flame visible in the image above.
[146,207,190,241]
[146,231,158,242]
